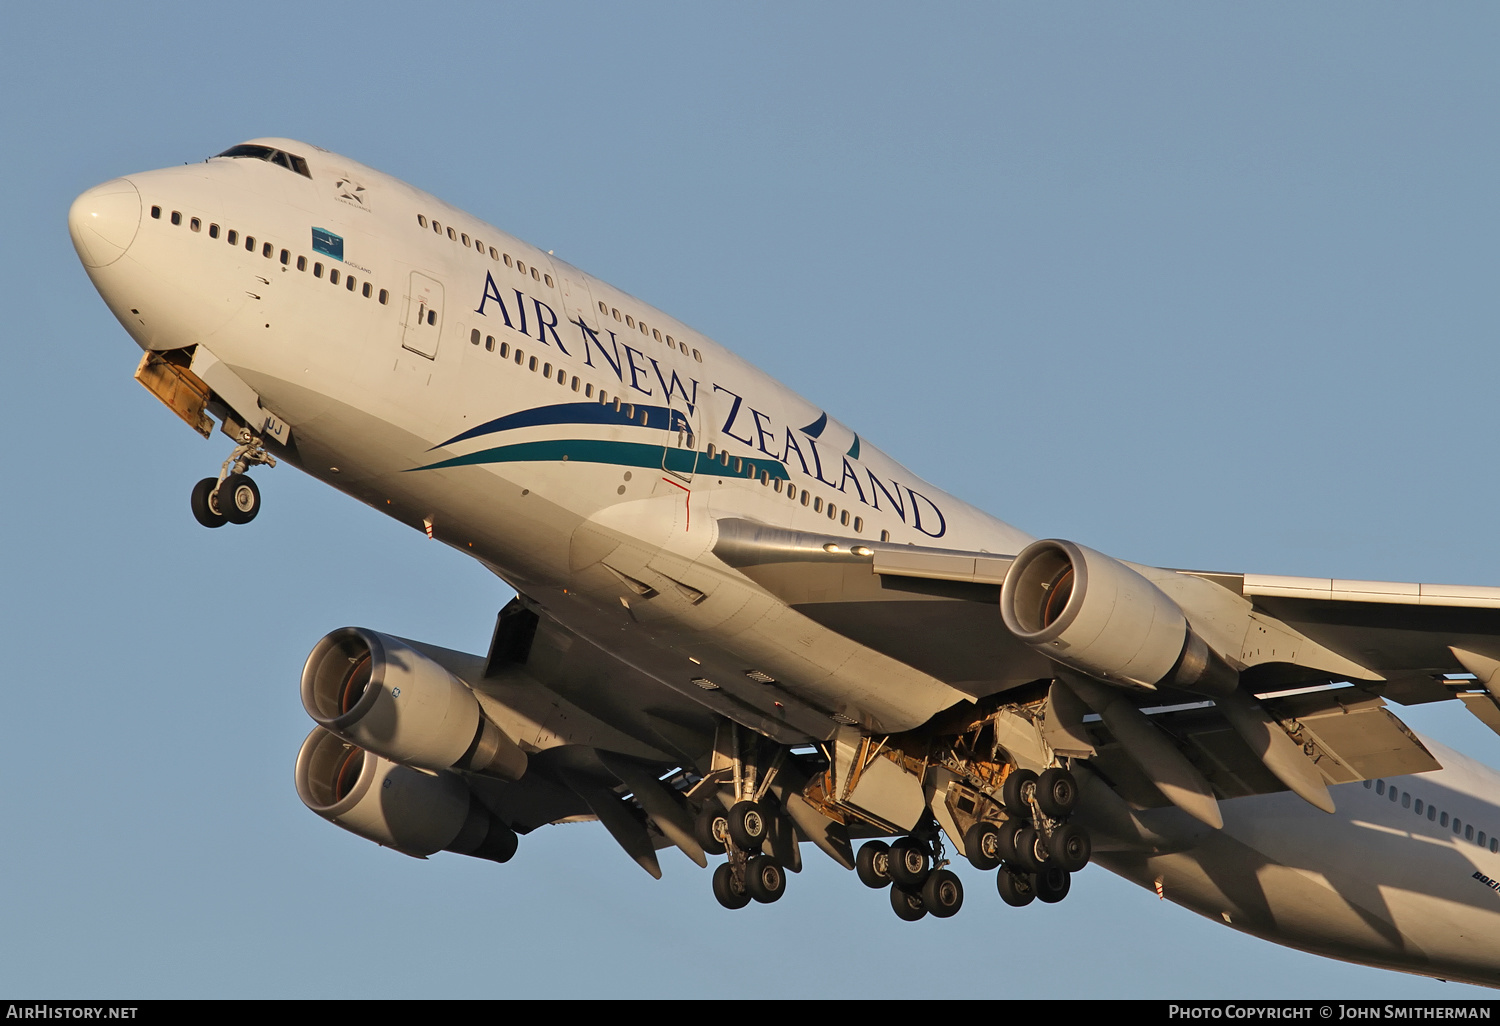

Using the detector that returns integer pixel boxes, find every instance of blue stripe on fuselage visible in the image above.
[431,401,687,450]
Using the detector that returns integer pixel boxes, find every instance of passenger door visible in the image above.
[402,271,444,359]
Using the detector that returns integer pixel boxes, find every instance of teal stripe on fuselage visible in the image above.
[410,438,790,480]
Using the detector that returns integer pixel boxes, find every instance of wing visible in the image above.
[712,518,1500,822]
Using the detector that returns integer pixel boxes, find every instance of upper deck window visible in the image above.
[213,144,312,179]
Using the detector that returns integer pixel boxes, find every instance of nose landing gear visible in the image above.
[190,430,275,528]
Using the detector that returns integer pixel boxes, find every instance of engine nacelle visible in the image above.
[295,725,518,862]
[1000,538,1235,693]
[301,627,527,781]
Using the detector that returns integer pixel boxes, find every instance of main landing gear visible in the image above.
[699,725,794,912]
[976,766,1091,909]
[700,799,788,910]
[856,824,965,922]
[191,429,275,529]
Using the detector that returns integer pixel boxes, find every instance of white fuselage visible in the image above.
[70,139,1500,987]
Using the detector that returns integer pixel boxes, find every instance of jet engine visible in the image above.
[295,725,518,862]
[1000,539,1236,694]
[301,627,527,781]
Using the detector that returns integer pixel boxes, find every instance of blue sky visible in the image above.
[5,2,1500,998]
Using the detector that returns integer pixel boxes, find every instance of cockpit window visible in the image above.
[213,144,312,179]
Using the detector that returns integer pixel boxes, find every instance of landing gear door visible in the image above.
[402,272,444,359]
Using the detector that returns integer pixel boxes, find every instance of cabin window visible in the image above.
[426,310,436,325]
[612,308,622,321]
[854,516,863,532]
[1441,812,1449,826]
[245,236,256,251]
[1454,818,1464,835]
[486,336,496,352]
[471,329,481,345]
[529,356,538,371]
[760,471,770,485]
[802,491,811,507]
[733,457,742,473]
[693,349,703,362]
[418,214,428,228]
[666,335,675,349]
[515,349,524,364]
[379,289,389,304]
[490,247,498,259]
[599,301,608,315]
[774,479,783,494]
[346,275,356,291]
[517,261,527,275]
[280,249,290,265]
[1415,799,1424,815]
[558,369,567,385]
[498,342,509,358]
[571,376,580,391]
[461,233,470,246]
[362,282,372,298]
[1376,781,1385,795]
[209,224,220,238]
[706,444,717,460]
[653,329,661,341]
[447,227,457,241]
[504,254,513,267]
[786,484,796,500]
[1429,806,1437,821]
[313,262,323,277]
[297,256,307,271]
[531,267,540,281]
[228,230,238,245]
[881,530,891,542]
[263,242,274,258]
[1401,792,1410,808]
[626,315,635,328]
[1389,788,1398,803]
[543,362,552,377]
[330,269,340,285]
[544,274,553,287]
[476,239,484,253]
[433,221,442,234]
[150,205,161,219]
[190,217,201,232]
[1492,838,1499,853]
[585,384,593,397]
[841,510,850,526]
[813,497,823,513]
[1468,825,1477,841]
[170,211,181,225]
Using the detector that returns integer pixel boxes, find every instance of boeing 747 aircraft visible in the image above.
[68,139,1500,987]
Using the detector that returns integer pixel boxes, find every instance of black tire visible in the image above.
[1037,866,1071,903]
[191,478,227,528]
[996,868,1037,907]
[712,862,750,910]
[920,868,964,918]
[744,855,786,904]
[964,822,1002,871]
[1010,826,1046,873]
[1003,769,1038,817]
[889,884,927,922]
[1036,767,1078,820]
[995,820,1026,864]
[855,840,892,889]
[217,473,260,525]
[694,805,729,857]
[886,836,931,889]
[727,800,768,850]
[1050,822,1092,873]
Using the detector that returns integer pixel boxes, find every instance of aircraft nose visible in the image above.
[69,178,142,268]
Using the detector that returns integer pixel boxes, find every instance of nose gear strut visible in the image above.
[190,428,276,528]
